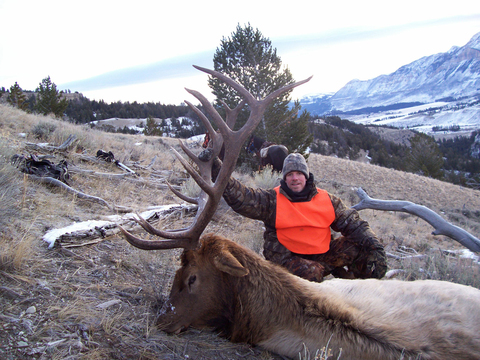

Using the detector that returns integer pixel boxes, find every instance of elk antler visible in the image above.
[119,66,312,250]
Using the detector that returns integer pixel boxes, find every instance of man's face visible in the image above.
[285,171,307,193]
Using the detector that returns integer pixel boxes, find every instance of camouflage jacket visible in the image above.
[222,173,382,262]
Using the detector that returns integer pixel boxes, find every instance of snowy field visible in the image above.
[346,98,480,136]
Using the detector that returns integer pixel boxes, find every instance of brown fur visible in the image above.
[158,233,480,360]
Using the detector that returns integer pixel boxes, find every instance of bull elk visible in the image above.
[119,66,480,360]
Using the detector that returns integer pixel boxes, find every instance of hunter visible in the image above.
[212,152,387,282]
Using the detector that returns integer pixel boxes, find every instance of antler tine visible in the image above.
[171,145,213,197]
[186,88,231,137]
[167,182,198,205]
[221,99,247,129]
[195,65,312,110]
[264,75,313,104]
[193,65,257,108]
[118,225,192,250]
[184,99,216,137]
[184,98,224,161]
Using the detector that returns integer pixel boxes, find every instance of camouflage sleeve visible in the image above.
[211,157,276,224]
[222,176,277,224]
[329,193,377,243]
[329,193,387,278]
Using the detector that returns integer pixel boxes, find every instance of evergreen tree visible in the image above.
[7,82,29,111]
[277,104,313,154]
[405,133,444,179]
[143,116,162,136]
[208,24,312,162]
[35,76,68,118]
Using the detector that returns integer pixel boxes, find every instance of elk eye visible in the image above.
[188,275,197,287]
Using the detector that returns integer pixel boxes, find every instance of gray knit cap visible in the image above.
[282,153,309,180]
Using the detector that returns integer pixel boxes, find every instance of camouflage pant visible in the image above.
[267,236,387,282]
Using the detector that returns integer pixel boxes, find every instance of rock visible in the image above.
[96,299,121,309]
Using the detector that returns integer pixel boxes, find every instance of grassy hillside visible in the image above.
[1,104,479,359]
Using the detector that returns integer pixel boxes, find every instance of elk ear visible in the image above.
[214,250,249,277]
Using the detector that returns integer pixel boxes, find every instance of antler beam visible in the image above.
[119,66,311,250]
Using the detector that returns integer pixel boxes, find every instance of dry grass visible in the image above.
[252,165,282,189]
[1,103,479,359]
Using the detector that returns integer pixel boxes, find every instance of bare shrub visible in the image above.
[0,230,35,274]
[399,251,480,288]
[180,175,201,198]
[226,216,265,255]
[0,141,21,229]
[253,165,281,189]
[31,121,56,140]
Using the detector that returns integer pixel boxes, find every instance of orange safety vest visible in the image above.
[275,186,335,254]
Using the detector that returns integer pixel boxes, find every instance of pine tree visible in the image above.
[143,116,162,136]
[35,76,68,118]
[7,82,29,111]
[208,24,312,160]
[406,133,444,179]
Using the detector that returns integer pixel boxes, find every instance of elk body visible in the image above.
[159,233,480,360]
[119,66,480,359]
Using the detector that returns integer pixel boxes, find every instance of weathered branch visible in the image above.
[25,134,78,152]
[29,175,132,213]
[352,187,480,252]
[68,166,137,179]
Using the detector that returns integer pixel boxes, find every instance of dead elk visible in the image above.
[158,233,480,360]
[118,66,480,359]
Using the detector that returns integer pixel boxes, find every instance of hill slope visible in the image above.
[1,104,479,359]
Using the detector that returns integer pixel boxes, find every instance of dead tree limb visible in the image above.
[68,165,138,179]
[29,175,132,213]
[25,134,77,152]
[352,187,480,252]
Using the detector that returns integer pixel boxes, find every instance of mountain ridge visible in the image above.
[300,31,480,117]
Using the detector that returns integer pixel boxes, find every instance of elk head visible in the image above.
[158,233,250,334]
[118,65,311,331]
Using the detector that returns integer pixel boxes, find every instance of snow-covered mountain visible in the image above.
[301,32,480,118]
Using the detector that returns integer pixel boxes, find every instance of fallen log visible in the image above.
[352,187,480,253]
[68,165,138,179]
[25,134,77,152]
[43,204,197,248]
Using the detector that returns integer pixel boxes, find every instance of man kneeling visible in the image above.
[212,153,387,282]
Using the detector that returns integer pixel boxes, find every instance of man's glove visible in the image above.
[365,244,387,279]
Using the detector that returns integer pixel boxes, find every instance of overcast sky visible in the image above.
[1,0,479,105]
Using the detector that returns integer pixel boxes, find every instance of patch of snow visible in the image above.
[443,249,480,265]
[187,134,206,143]
[346,99,480,136]
[43,220,115,249]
